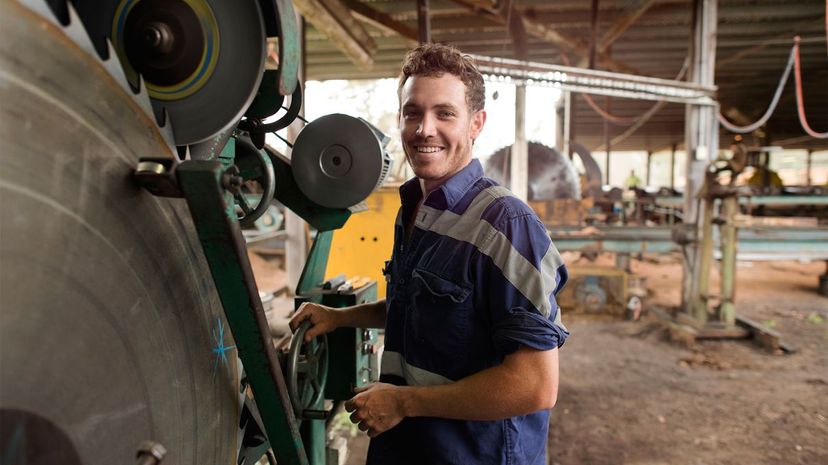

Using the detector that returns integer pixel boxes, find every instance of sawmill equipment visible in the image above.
[0,0,389,464]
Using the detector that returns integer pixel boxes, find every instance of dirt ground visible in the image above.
[548,254,828,465]
[342,253,828,465]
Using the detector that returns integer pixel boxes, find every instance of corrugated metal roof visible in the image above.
[302,0,828,152]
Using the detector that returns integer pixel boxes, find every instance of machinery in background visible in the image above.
[484,142,646,317]
[0,1,391,464]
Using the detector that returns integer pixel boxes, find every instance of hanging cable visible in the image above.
[573,56,689,126]
[717,45,795,134]
[592,59,689,151]
[793,35,828,138]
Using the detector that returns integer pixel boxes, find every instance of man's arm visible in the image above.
[288,299,386,342]
[346,346,559,437]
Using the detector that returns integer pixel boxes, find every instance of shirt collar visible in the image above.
[399,159,484,211]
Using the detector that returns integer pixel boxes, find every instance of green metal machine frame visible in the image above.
[134,135,379,465]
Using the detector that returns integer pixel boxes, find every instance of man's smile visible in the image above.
[414,145,445,153]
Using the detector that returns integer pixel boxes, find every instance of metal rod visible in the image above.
[283,107,309,124]
[273,132,294,148]
[469,54,717,92]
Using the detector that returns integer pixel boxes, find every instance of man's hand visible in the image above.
[288,302,341,342]
[344,383,408,438]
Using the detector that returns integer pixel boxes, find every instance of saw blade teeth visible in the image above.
[102,38,135,98]
[159,108,178,155]
[63,2,99,59]
[133,75,160,126]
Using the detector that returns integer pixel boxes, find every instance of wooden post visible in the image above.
[417,0,431,43]
[512,85,529,202]
[604,96,611,186]
[718,195,738,325]
[682,0,718,310]
[806,149,813,185]
[646,151,652,186]
[670,143,677,190]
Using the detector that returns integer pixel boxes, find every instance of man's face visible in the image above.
[399,74,486,192]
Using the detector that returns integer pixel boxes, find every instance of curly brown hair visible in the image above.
[397,43,486,113]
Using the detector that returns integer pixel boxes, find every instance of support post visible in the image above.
[417,0,431,43]
[718,195,737,325]
[512,85,529,202]
[682,0,718,310]
[670,143,676,190]
[806,149,813,185]
[692,195,714,324]
[561,91,572,159]
[556,91,568,157]
[646,151,652,186]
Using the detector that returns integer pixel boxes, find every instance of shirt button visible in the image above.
[399,278,405,284]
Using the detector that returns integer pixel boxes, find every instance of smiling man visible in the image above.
[290,43,569,465]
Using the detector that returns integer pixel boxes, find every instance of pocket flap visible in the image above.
[412,268,471,303]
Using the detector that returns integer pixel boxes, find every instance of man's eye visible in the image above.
[438,111,455,118]
[403,111,419,119]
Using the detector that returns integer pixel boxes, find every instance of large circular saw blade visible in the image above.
[0,2,241,464]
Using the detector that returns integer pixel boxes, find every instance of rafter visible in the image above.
[294,0,378,70]
[448,0,644,75]
[341,0,418,45]
[597,0,656,53]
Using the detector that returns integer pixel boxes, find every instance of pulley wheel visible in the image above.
[291,114,388,209]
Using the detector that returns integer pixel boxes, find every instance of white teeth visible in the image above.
[416,146,443,153]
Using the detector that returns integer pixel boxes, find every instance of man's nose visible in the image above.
[416,114,436,137]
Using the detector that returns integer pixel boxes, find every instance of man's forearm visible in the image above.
[336,299,387,329]
[400,347,559,421]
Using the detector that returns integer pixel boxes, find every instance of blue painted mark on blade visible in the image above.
[211,317,236,379]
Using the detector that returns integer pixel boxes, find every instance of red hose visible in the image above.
[793,36,828,138]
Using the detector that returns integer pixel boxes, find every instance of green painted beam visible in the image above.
[176,160,309,465]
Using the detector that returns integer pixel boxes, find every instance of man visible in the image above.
[289,43,569,465]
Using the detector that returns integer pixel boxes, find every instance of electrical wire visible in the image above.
[592,59,690,151]
[717,45,795,134]
[793,35,828,138]
[563,52,688,127]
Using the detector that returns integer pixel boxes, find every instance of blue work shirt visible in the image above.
[367,159,569,465]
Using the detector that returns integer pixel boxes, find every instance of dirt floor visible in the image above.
[548,253,828,465]
[342,254,828,465]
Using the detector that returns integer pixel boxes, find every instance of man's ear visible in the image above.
[470,110,487,141]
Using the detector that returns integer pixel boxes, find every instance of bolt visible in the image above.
[136,441,166,465]
[142,22,174,54]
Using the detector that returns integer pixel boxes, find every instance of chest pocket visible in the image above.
[412,268,470,304]
[410,268,474,365]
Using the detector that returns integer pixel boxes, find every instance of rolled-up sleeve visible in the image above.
[474,211,569,357]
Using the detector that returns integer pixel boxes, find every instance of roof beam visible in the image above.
[448,0,643,75]
[597,0,656,53]
[294,0,377,70]
[341,0,418,45]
